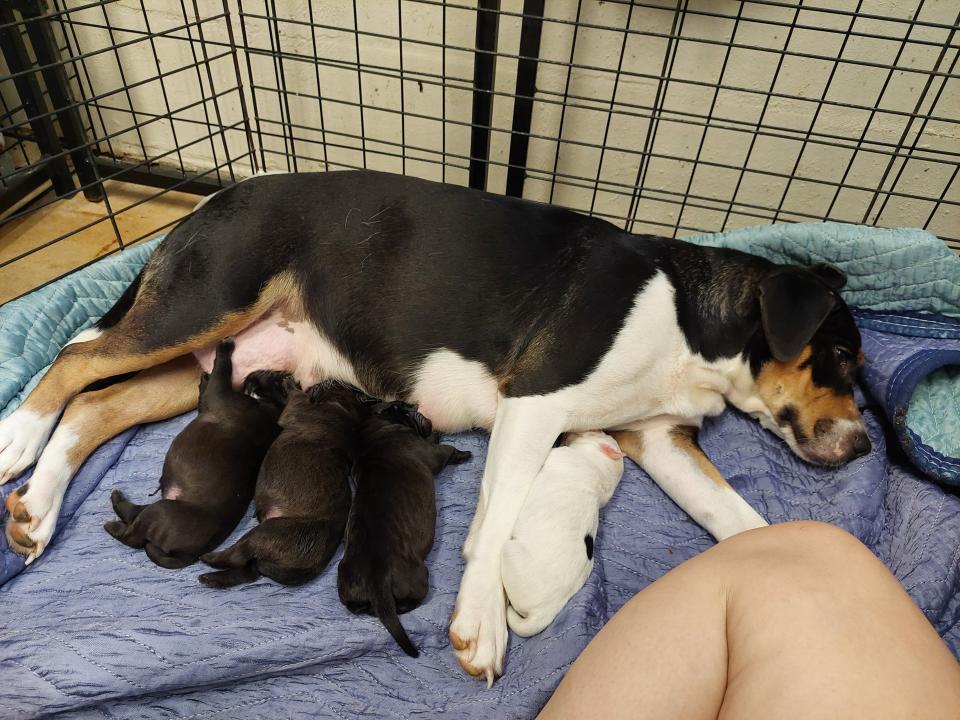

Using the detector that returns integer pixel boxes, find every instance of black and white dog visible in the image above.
[0,170,868,683]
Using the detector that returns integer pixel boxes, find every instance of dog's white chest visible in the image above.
[557,273,732,430]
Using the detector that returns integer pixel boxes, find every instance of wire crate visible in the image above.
[1,0,957,302]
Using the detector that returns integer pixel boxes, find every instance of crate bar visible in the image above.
[548,1,581,204]
[0,5,74,197]
[18,0,102,201]
[0,164,50,216]
[504,0,543,198]
[626,0,687,233]
[865,13,960,227]
[469,0,499,190]
[92,157,226,196]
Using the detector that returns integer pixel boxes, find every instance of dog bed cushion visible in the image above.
[1,223,959,719]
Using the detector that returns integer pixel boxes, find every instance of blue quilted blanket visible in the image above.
[1,223,959,719]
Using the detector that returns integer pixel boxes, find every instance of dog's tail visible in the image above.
[372,586,419,658]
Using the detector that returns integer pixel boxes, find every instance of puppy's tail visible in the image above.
[372,587,419,658]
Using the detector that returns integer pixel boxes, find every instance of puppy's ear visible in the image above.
[599,443,625,460]
[759,267,837,362]
[809,263,846,290]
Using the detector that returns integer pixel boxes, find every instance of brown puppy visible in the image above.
[337,416,471,657]
[104,339,282,568]
[199,377,364,587]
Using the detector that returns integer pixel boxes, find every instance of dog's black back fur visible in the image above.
[102,171,862,412]
[104,340,282,568]
[199,377,366,588]
[337,416,470,657]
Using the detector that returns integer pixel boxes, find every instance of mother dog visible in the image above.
[0,170,868,684]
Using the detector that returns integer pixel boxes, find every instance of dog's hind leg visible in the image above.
[199,537,261,588]
[0,262,302,486]
[198,564,260,588]
[4,355,201,562]
[144,542,193,570]
[200,539,253,570]
[110,488,146,523]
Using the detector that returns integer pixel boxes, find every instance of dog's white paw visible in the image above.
[450,564,509,686]
[4,482,61,562]
[4,435,73,561]
[0,410,56,484]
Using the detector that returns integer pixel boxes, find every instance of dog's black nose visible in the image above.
[852,432,871,458]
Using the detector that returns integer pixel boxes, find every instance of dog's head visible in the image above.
[741,263,869,466]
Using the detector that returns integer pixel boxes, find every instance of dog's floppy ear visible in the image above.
[809,262,847,290]
[759,267,838,362]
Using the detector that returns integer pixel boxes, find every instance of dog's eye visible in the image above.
[834,346,853,368]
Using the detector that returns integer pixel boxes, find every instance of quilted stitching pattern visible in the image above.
[0,406,958,718]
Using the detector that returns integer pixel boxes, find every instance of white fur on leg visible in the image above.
[636,419,767,541]
[450,395,566,684]
[5,424,78,561]
[0,409,58,484]
[64,327,103,346]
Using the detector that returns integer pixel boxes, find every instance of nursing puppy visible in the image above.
[199,377,365,588]
[104,340,282,568]
[367,399,434,438]
[337,417,471,658]
[501,431,625,637]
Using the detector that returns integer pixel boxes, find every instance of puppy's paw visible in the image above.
[109,488,127,515]
[0,409,56,484]
[449,565,509,687]
[199,550,223,567]
[103,519,128,541]
[198,570,230,588]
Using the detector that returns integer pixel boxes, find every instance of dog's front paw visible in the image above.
[0,410,56,484]
[3,442,72,564]
[449,564,509,687]
[5,482,61,564]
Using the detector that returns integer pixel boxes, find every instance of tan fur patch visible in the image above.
[61,355,202,469]
[667,425,729,488]
[6,523,35,550]
[449,629,471,652]
[4,490,21,516]
[609,430,643,464]
[21,272,304,418]
[755,345,859,440]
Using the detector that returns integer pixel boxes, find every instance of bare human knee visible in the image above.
[719,520,870,577]
[718,522,960,720]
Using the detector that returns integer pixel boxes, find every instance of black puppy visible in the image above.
[367,399,434,439]
[199,377,365,588]
[104,340,283,568]
[337,416,471,658]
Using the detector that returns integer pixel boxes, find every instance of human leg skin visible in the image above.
[538,521,960,720]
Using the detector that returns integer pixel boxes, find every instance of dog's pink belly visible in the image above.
[192,310,349,388]
[193,313,299,385]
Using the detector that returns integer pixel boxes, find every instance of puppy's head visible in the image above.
[744,263,869,466]
[243,370,295,413]
[562,430,625,498]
